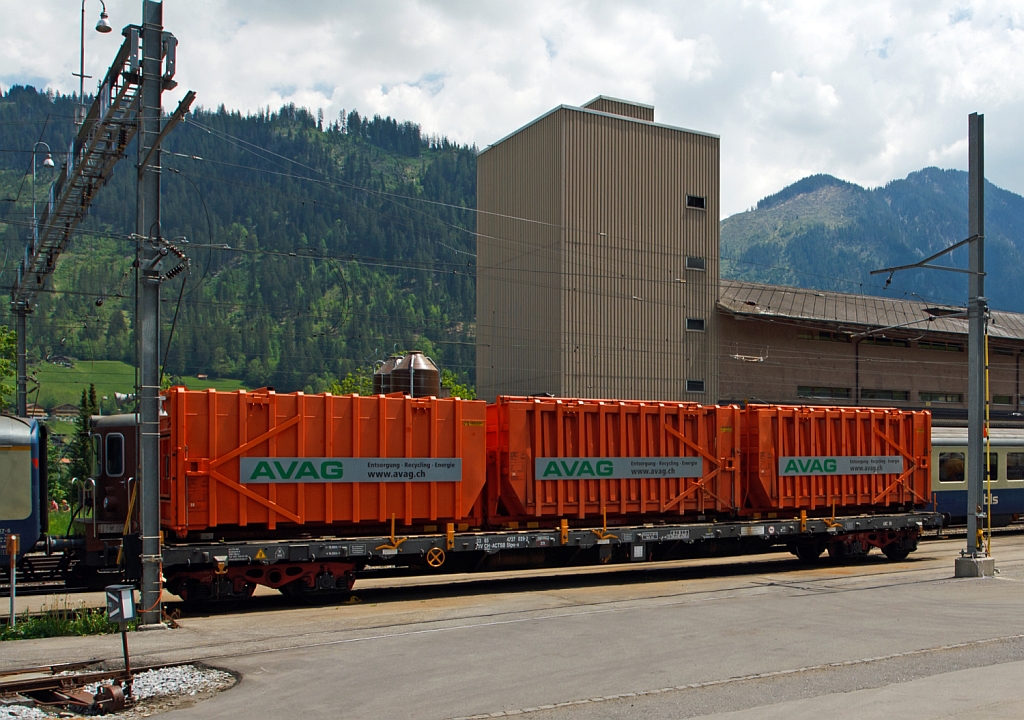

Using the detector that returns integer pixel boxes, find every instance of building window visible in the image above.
[861,389,910,401]
[918,341,963,352]
[797,330,850,343]
[938,452,965,482]
[686,195,707,210]
[685,256,706,271]
[862,337,909,347]
[797,386,851,400]
[686,380,705,393]
[686,318,706,332]
[920,391,963,403]
[992,395,1013,405]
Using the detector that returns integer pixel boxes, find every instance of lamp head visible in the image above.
[42,155,55,168]
[96,11,113,33]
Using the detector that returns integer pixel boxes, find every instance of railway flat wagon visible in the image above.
[39,391,941,605]
[740,405,931,515]
[487,396,741,524]
[161,387,488,539]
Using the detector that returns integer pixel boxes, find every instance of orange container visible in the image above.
[160,387,487,537]
[487,396,741,523]
[739,405,931,514]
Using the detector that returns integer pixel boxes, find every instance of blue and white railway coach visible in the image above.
[0,416,48,566]
[932,427,1024,526]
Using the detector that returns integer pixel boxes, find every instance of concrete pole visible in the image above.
[966,113,985,558]
[957,112,995,577]
[136,0,164,625]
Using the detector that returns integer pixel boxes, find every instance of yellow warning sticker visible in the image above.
[254,548,267,560]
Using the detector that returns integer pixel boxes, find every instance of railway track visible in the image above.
[0,660,188,715]
[0,554,87,597]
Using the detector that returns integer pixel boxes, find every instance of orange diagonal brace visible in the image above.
[872,427,913,463]
[206,468,302,523]
[655,473,729,512]
[664,425,720,468]
[872,467,929,505]
[870,427,925,503]
[209,413,302,469]
[661,424,726,511]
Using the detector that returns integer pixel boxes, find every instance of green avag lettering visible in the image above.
[577,461,595,476]
[295,461,320,480]
[273,461,298,480]
[542,461,561,478]
[784,460,799,474]
[560,461,580,476]
[251,461,275,480]
[321,461,344,479]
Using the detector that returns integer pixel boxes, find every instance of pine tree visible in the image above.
[68,385,100,482]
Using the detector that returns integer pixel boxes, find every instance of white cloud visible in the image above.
[1,0,1023,216]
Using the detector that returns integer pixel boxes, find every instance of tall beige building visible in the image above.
[476,96,720,401]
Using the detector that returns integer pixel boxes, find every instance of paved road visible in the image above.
[4,536,1023,719]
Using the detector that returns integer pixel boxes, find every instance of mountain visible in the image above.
[0,86,477,394]
[721,168,1024,311]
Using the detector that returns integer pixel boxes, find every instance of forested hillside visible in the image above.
[7,84,1024,401]
[0,86,477,392]
[721,169,1024,311]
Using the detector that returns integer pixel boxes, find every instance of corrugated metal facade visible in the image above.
[581,95,654,122]
[477,100,719,402]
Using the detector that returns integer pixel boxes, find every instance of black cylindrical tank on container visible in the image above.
[390,351,441,398]
[372,354,402,394]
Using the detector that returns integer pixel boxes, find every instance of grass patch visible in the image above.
[1,598,136,641]
[32,360,137,409]
[176,375,247,392]
[48,510,73,536]
[19,360,248,409]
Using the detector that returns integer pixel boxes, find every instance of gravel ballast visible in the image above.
[1,664,236,719]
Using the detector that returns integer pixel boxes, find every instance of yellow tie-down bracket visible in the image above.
[590,508,618,543]
[375,514,408,555]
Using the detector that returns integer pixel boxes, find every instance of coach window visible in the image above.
[91,434,102,477]
[938,452,965,482]
[106,433,125,477]
[1007,452,1024,481]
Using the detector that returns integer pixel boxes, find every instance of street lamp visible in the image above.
[77,0,114,125]
[31,142,55,246]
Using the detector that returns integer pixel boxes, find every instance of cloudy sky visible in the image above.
[3,1,1022,217]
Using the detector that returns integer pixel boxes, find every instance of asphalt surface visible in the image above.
[3,536,1023,719]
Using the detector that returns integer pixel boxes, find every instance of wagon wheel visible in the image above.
[426,547,446,568]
